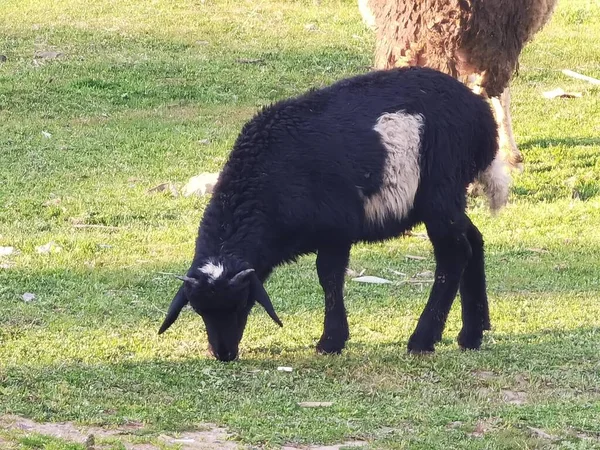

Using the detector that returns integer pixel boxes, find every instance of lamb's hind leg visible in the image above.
[457,216,490,351]
[316,243,351,354]
[407,215,471,353]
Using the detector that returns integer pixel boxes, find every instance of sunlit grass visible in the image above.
[1,0,599,448]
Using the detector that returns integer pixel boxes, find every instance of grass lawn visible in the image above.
[1,0,599,448]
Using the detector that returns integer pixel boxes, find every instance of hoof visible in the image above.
[316,337,345,355]
[457,328,483,350]
[407,334,436,354]
[483,318,492,332]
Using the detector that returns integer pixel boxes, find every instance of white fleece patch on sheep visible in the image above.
[364,111,423,225]
[199,262,224,281]
[476,154,511,213]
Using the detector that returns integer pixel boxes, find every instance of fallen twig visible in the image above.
[405,255,427,261]
[405,231,428,239]
[131,300,167,315]
[562,69,600,85]
[402,278,435,284]
[298,401,333,407]
[72,224,121,230]
[387,269,407,277]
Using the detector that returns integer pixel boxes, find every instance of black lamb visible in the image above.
[158,66,510,362]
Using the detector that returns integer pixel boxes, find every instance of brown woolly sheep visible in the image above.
[358,0,559,171]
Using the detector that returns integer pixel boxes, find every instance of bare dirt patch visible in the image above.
[282,441,368,450]
[0,435,17,449]
[0,415,238,449]
[501,390,528,405]
[0,415,369,450]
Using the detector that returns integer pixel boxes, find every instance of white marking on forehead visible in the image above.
[363,111,423,225]
[198,262,224,281]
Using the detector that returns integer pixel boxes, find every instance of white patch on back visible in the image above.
[199,262,224,281]
[363,111,423,225]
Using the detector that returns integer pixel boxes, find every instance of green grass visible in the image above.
[1,0,600,448]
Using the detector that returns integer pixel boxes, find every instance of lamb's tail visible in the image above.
[474,155,511,213]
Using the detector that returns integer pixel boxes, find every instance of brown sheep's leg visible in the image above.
[464,73,490,199]
[491,88,523,172]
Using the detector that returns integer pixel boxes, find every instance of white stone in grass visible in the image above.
[0,246,15,256]
[352,276,392,284]
[277,366,293,372]
[22,293,36,302]
[182,172,220,197]
[34,51,62,60]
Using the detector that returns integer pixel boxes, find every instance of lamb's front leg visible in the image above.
[315,243,351,354]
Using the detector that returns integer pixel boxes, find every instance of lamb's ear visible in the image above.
[249,273,283,327]
[158,285,188,335]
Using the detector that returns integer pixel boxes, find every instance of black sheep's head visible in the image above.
[157,258,282,362]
